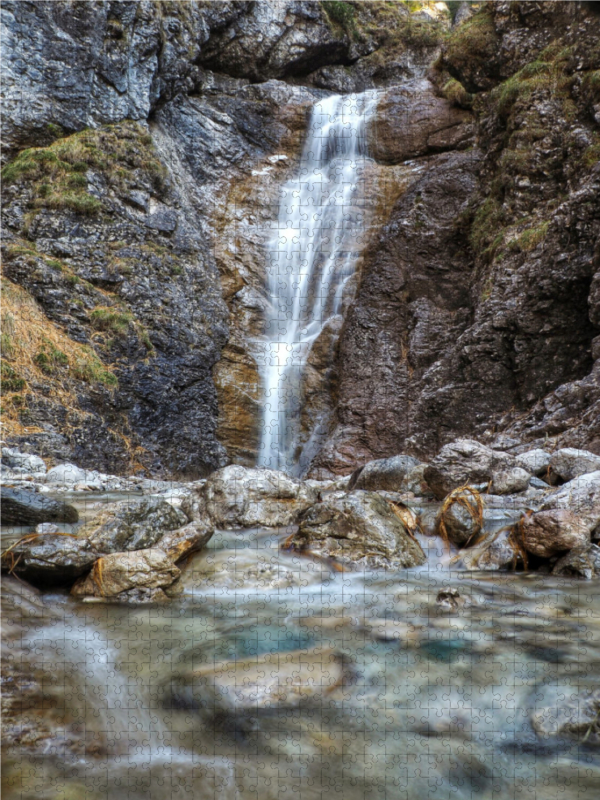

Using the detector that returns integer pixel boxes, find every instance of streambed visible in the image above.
[2,500,600,800]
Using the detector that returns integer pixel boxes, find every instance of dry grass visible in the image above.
[435,485,484,548]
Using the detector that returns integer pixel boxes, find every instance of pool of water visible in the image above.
[2,518,599,800]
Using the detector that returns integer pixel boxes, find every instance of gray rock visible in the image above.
[71,549,180,599]
[424,439,515,500]
[156,521,214,563]
[399,464,433,496]
[540,471,600,535]
[1,487,79,526]
[35,523,60,534]
[45,463,103,488]
[435,500,481,547]
[1,534,99,586]
[532,686,600,744]
[549,448,600,483]
[349,455,421,492]
[490,467,531,495]
[184,465,318,529]
[552,544,600,580]
[515,449,551,477]
[1,447,46,475]
[288,491,426,570]
[77,497,187,553]
[520,509,590,558]
[458,528,522,572]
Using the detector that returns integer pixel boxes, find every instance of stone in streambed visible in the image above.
[1,534,100,586]
[288,491,426,570]
[156,521,213,563]
[532,686,600,745]
[549,448,600,483]
[457,528,523,571]
[71,549,180,599]
[540,471,600,536]
[1,486,79,526]
[520,509,590,558]
[348,455,421,492]
[552,544,600,580]
[76,497,187,553]
[515,449,551,477]
[490,467,531,495]
[424,439,515,500]
[1,447,46,475]
[182,465,317,529]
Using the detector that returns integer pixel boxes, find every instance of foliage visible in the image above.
[1,361,26,392]
[90,306,133,335]
[444,5,498,68]
[322,0,356,30]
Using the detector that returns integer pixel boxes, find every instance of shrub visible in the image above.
[89,306,133,335]
[1,361,26,392]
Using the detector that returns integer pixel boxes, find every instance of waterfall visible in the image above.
[257,90,378,473]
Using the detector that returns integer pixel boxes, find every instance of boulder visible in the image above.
[45,464,92,485]
[168,647,350,715]
[183,465,318,529]
[1,487,79,526]
[549,448,600,483]
[71,549,180,599]
[435,501,480,547]
[1,447,46,475]
[156,521,214,563]
[552,544,600,580]
[1,534,99,586]
[540,471,600,535]
[490,467,531,495]
[424,439,515,500]
[399,464,433,496]
[520,510,590,559]
[532,686,600,744]
[348,455,421,492]
[515,449,551,477]
[369,79,473,164]
[77,497,187,553]
[458,528,523,571]
[288,491,426,570]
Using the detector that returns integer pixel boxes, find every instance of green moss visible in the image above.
[33,342,69,374]
[444,6,498,70]
[322,1,356,30]
[442,77,473,108]
[510,221,550,253]
[1,360,26,392]
[71,347,118,387]
[582,141,600,168]
[89,307,133,335]
[470,197,507,257]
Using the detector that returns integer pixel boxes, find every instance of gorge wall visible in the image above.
[1,1,599,478]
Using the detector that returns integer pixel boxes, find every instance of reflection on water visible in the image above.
[2,519,600,800]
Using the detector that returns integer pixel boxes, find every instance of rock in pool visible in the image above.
[520,509,590,558]
[1,486,79,526]
[71,549,180,599]
[1,533,100,586]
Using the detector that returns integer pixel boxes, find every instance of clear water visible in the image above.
[256,91,378,473]
[3,520,600,800]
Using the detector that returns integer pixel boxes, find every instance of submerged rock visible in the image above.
[549,448,600,483]
[520,510,590,559]
[169,646,350,714]
[490,467,531,495]
[552,544,600,580]
[532,686,600,745]
[77,497,187,553]
[288,491,426,570]
[1,534,99,586]
[348,455,421,492]
[71,549,180,599]
[183,465,317,529]
[424,439,515,499]
[1,487,79,526]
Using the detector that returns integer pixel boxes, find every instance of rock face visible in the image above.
[76,497,186,553]
[520,510,590,559]
[288,491,426,570]
[423,439,514,499]
[1,487,79,526]
[71,549,180,599]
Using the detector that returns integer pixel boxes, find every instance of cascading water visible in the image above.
[257,90,378,473]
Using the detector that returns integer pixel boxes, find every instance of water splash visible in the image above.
[256,91,378,473]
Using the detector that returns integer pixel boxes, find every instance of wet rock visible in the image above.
[77,497,187,553]
[435,500,481,547]
[552,544,600,580]
[1,534,100,586]
[1,487,79,526]
[156,521,214,563]
[435,587,470,612]
[1,447,46,475]
[549,448,600,483]
[288,491,426,570]
[424,439,515,500]
[44,463,104,489]
[532,687,600,745]
[87,587,170,605]
[34,522,60,534]
[520,510,590,559]
[458,528,523,571]
[170,646,350,714]
[540,471,600,535]
[183,465,318,529]
[348,455,421,492]
[399,464,433,497]
[369,79,473,164]
[490,467,531,495]
[515,449,551,477]
[71,549,180,599]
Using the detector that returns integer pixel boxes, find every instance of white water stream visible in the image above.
[257,91,378,473]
